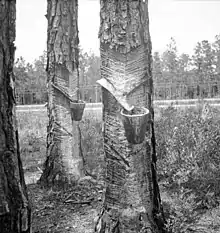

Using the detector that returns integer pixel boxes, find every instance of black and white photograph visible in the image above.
[0,0,220,232]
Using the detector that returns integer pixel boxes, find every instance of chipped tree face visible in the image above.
[39,0,85,186]
[95,1,165,232]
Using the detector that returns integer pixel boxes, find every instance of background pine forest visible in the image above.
[15,36,220,100]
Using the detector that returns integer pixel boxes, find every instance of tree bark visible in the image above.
[0,1,32,232]
[39,0,84,187]
[95,1,165,232]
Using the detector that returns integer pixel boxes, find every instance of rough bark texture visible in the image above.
[0,0,32,232]
[95,1,165,232]
[39,0,84,186]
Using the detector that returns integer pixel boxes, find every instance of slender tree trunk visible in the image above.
[0,1,32,232]
[39,0,84,187]
[95,1,165,232]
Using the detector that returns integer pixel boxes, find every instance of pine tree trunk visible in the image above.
[95,1,165,232]
[39,0,84,187]
[0,1,32,232]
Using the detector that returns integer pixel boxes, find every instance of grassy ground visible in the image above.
[27,180,103,233]
[16,105,220,233]
[17,110,47,184]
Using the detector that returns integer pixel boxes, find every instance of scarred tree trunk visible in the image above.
[95,1,165,232]
[39,0,84,186]
[0,1,32,232]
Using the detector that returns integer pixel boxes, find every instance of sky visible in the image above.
[15,0,220,63]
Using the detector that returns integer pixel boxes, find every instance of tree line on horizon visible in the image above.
[14,34,220,104]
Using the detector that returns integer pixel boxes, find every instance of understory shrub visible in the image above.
[155,104,220,232]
